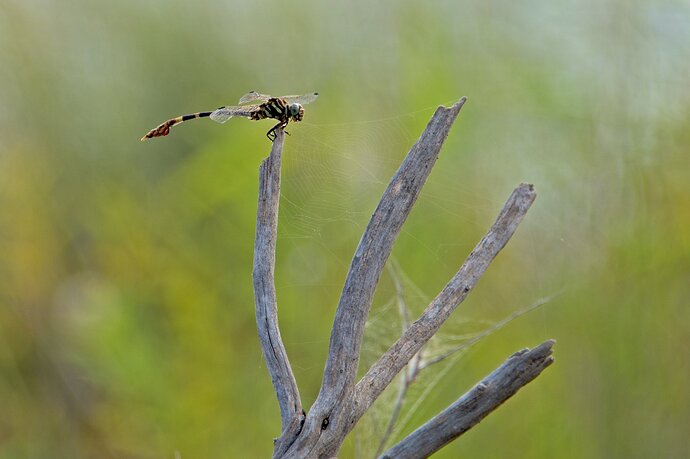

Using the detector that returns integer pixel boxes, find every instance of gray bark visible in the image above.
[379,340,556,459]
[249,98,555,459]
[253,130,304,437]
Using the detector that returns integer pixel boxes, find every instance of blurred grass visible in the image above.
[1,0,690,457]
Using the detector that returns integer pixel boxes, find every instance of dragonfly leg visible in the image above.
[266,120,290,142]
[266,122,281,141]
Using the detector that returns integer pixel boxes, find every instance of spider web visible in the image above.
[276,102,501,287]
[354,263,557,457]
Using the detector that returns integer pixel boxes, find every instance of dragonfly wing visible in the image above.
[209,105,258,124]
[282,92,319,105]
[238,91,272,104]
[210,108,235,124]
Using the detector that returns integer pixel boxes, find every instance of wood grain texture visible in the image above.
[379,340,556,459]
[252,129,303,435]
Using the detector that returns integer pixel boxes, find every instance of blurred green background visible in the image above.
[1,0,689,457]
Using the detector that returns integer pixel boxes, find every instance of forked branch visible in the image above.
[286,98,468,457]
[249,99,555,459]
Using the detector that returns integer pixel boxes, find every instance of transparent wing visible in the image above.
[238,91,272,104]
[282,92,319,105]
[239,91,319,105]
[209,108,235,124]
[209,105,259,124]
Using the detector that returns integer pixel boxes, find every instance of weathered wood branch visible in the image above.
[352,182,537,423]
[282,98,468,457]
[249,98,554,459]
[318,97,469,403]
[252,129,304,437]
[379,340,556,459]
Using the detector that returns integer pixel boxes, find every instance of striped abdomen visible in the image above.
[251,98,290,122]
[140,111,213,141]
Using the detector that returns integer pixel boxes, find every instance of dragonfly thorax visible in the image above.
[289,103,304,121]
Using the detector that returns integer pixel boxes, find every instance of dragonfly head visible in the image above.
[288,103,304,121]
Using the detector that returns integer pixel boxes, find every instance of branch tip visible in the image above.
[455,96,468,108]
[380,340,556,459]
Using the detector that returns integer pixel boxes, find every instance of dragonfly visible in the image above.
[140,91,319,142]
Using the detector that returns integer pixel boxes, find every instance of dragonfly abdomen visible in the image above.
[140,111,213,141]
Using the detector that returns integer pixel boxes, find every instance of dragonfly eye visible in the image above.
[289,103,304,120]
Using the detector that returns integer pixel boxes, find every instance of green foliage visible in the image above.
[1,0,689,457]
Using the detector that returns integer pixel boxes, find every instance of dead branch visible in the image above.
[249,98,555,459]
[282,98,468,458]
[379,340,556,459]
[253,129,304,438]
